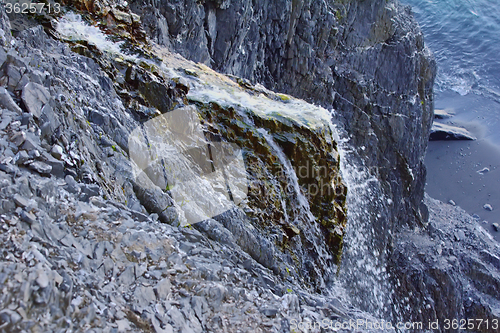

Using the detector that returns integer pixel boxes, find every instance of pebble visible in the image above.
[20,210,36,224]
[13,194,30,208]
[50,144,63,160]
[493,223,499,232]
[478,167,490,174]
[36,270,49,288]
[448,200,456,206]
[484,204,493,211]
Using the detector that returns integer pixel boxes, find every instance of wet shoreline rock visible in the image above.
[430,122,476,141]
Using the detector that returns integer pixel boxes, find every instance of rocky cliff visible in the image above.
[0,2,352,331]
[0,0,499,332]
[130,0,436,232]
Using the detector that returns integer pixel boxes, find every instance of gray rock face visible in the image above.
[0,3,11,47]
[129,0,436,234]
[391,195,500,331]
[2,2,497,333]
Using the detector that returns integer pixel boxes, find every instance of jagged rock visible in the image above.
[118,265,135,285]
[155,278,171,299]
[392,195,500,328]
[430,122,476,141]
[10,131,26,146]
[0,115,11,130]
[50,145,63,160]
[39,104,60,139]
[21,136,40,151]
[39,151,64,177]
[21,82,50,119]
[36,270,49,288]
[130,0,436,234]
[13,150,30,165]
[0,88,22,115]
[28,161,52,175]
[0,4,12,47]
[134,285,156,308]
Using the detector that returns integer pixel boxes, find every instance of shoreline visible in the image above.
[425,90,500,241]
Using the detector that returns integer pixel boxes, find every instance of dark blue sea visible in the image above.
[404,0,500,141]
[403,0,500,239]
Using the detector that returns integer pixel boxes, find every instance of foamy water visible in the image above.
[403,0,500,143]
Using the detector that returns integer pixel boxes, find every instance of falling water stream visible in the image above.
[55,12,400,330]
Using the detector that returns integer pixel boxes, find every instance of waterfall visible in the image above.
[334,124,395,321]
[258,128,335,287]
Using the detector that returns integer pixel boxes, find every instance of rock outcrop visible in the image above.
[129,0,436,234]
[0,4,353,331]
[1,1,498,333]
[391,195,500,333]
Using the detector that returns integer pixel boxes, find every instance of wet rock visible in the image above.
[434,109,453,119]
[21,82,50,119]
[429,122,476,141]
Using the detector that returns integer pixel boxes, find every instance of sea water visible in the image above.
[403,0,500,142]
